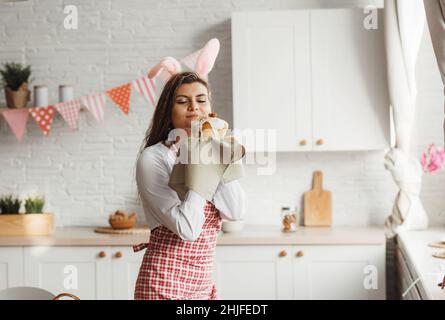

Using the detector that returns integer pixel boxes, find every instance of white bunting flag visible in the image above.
[81,93,106,122]
[133,77,157,108]
[54,100,81,130]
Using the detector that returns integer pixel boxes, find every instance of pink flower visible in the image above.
[420,144,445,173]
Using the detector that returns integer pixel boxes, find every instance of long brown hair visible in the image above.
[143,71,211,149]
[133,71,212,203]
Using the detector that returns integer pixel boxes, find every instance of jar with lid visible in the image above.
[281,206,297,232]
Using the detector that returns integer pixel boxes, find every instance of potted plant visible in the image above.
[0,194,54,236]
[0,62,31,109]
[0,194,21,214]
[24,195,45,213]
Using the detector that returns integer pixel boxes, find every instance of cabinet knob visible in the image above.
[278,250,287,257]
[299,139,307,146]
[295,250,304,257]
[316,139,324,145]
[115,251,123,258]
[98,251,106,258]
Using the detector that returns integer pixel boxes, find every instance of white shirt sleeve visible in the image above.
[212,179,247,221]
[136,150,207,241]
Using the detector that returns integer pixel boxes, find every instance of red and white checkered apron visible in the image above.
[133,201,222,300]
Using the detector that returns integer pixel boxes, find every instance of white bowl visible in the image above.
[221,220,245,233]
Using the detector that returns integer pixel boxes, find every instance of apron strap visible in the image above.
[133,242,149,252]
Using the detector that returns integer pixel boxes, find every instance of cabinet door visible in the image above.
[232,11,312,152]
[24,247,112,300]
[111,247,145,300]
[214,245,293,299]
[291,245,386,300]
[0,247,23,290]
[310,9,390,151]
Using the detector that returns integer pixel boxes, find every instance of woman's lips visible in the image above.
[186,114,199,119]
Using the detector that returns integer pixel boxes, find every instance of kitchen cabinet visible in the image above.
[0,247,23,290]
[1,244,384,300]
[24,247,112,300]
[214,244,386,300]
[111,247,145,300]
[232,9,390,152]
[0,226,386,300]
[212,245,293,299]
[23,246,144,300]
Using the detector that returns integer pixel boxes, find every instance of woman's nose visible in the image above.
[188,102,198,111]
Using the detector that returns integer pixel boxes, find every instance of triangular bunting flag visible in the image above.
[81,93,106,122]
[2,108,29,141]
[55,100,81,130]
[106,83,131,115]
[132,77,157,108]
[29,106,56,136]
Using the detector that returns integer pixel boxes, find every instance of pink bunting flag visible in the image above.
[132,77,157,108]
[55,100,81,130]
[81,93,106,122]
[29,106,56,136]
[1,108,29,141]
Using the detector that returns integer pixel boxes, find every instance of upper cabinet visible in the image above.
[232,9,390,152]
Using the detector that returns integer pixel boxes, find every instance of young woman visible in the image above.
[133,71,247,300]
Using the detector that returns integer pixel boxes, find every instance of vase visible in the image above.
[4,83,30,109]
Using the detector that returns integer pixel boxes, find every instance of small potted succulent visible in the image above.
[24,195,45,214]
[0,194,54,236]
[0,62,31,109]
[0,194,21,214]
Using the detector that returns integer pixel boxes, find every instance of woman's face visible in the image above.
[172,82,211,136]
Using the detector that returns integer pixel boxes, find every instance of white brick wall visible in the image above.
[0,0,443,228]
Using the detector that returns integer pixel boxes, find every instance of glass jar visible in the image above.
[281,206,297,232]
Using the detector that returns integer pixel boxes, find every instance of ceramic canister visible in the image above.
[58,85,74,103]
[33,85,48,107]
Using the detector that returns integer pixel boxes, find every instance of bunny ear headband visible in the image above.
[147,38,220,81]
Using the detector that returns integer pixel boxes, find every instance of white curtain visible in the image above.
[384,0,428,238]
[424,0,445,144]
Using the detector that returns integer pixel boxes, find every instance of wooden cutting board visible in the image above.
[304,171,332,226]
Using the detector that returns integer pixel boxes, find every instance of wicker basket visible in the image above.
[109,218,136,230]
[108,210,137,230]
[53,292,80,300]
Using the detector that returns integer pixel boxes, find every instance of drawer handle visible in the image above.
[295,250,304,257]
[98,251,106,258]
[299,139,307,146]
[316,139,324,146]
[278,250,287,257]
[115,251,123,258]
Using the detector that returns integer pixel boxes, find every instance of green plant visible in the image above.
[24,196,45,214]
[0,195,22,214]
[0,62,31,91]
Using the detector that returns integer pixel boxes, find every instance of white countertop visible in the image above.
[398,228,445,300]
[0,225,385,246]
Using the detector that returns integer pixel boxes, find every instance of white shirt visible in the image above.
[136,141,247,241]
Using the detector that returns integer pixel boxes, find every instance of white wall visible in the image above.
[0,0,443,228]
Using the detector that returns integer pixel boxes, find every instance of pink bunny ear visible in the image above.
[194,38,220,77]
[147,56,182,79]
